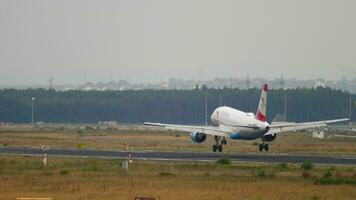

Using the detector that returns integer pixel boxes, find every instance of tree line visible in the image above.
[0,87,353,124]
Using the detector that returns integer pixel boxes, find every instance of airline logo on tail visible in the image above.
[256,84,268,122]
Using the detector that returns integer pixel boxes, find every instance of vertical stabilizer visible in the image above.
[256,84,268,122]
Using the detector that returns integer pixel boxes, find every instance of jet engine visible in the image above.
[190,132,207,143]
[262,133,276,142]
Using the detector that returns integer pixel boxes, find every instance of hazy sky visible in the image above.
[0,0,356,85]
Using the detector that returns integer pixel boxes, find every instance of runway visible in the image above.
[0,146,356,165]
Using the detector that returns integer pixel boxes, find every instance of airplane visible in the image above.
[144,84,349,152]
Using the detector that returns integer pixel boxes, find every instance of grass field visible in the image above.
[0,156,355,200]
[1,125,356,199]
[0,124,356,155]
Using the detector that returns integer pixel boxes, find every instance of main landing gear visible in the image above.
[212,136,226,152]
[259,143,269,152]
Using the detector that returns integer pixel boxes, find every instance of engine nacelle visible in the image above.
[262,133,277,142]
[190,132,207,143]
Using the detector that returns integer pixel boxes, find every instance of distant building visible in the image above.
[98,121,118,126]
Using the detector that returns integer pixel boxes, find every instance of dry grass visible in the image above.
[0,156,356,200]
[1,125,356,155]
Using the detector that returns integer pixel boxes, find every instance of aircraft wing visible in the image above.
[144,122,230,137]
[266,118,349,135]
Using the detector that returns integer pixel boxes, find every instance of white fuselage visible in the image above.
[210,106,270,140]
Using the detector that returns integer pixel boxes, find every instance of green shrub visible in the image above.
[328,166,336,171]
[60,169,69,175]
[256,169,275,178]
[159,172,174,177]
[277,163,288,171]
[256,169,266,178]
[90,165,98,171]
[314,178,356,185]
[323,170,332,179]
[216,157,231,165]
[300,161,314,171]
[310,195,321,200]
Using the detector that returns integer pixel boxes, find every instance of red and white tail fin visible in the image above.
[256,83,268,122]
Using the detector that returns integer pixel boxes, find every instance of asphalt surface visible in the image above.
[0,146,356,165]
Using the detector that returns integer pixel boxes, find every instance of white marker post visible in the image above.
[43,153,47,166]
[31,97,35,125]
[128,152,133,164]
[40,145,50,167]
[125,146,134,164]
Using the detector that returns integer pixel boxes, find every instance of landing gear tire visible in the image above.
[213,136,224,152]
[259,143,269,152]
[222,139,227,145]
[259,144,263,152]
[264,144,269,151]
